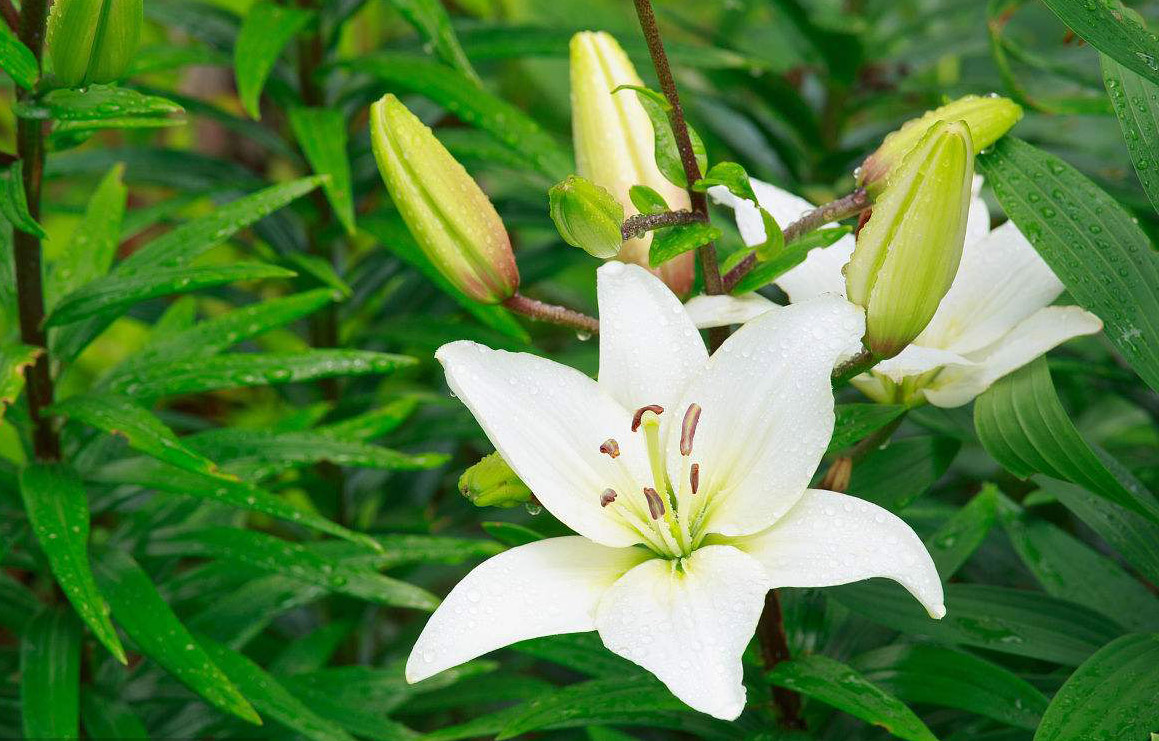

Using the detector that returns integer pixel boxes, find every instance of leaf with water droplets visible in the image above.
[233,1,314,120]
[769,654,937,741]
[149,527,438,611]
[0,342,41,419]
[288,107,356,235]
[21,608,81,740]
[93,549,261,725]
[1040,0,1159,87]
[648,222,722,267]
[15,85,184,122]
[924,484,998,580]
[45,165,126,310]
[979,137,1159,394]
[18,463,127,664]
[847,435,960,512]
[1,161,45,238]
[1035,633,1159,741]
[1101,53,1159,214]
[975,358,1159,522]
[827,403,907,453]
[0,29,37,90]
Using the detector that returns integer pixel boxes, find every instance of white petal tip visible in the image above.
[705,699,746,721]
[928,604,947,620]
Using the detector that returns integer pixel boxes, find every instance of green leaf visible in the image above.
[200,638,356,741]
[234,1,314,119]
[0,343,41,419]
[496,675,689,739]
[187,574,326,648]
[46,164,126,309]
[357,54,571,180]
[827,404,907,453]
[49,394,227,478]
[1101,54,1159,214]
[974,358,1159,521]
[978,137,1159,393]
[726,226,850,294]
[925,485,999,579]
[648,222,721,266]
[511,633,640,679]
[832,581,1123,666]
[19,463,126,664]
[615,85,707,189]
[318,398,419,441]
[288,107,356,235]
[384,0,479,84]
[151,527,438,610]
[45,262,296,327]
[629,184,668,215]
[79,689,148,739]
[104,350,415,398]
[693,162,756,202]
[1039,0,1159,88]
[1000,496,1159,631]
[853,644,1048,730]
[94,549,261,725]
[16,86,184,122]
[0,27,37,89]
[847,435,960,512]
[20,609,81,740]
[480,521,545,547]
[1035,633,1159,741]
[768,654,937,741]
[1,162,46,238]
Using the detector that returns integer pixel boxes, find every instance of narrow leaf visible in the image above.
[925,484,999,579]
[234,1,314,119]
[79,689,148,739]
[384,0,479,83]
[19,463,126,664]
[1040,0,1159,87]
[1,162,45,238]
[616,85,707,189]
[847,435,960,512]
[46,164,127,308]
[648,222,721,266]
[288,107,356,234]
[0,28,37,89]
[1101,53,1159,214]
[0,343,41,418]
[726,226,851,295]
[16,86,183,122]
[20,609,81,740]
[828,404,907,453]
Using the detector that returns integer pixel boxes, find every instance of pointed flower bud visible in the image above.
[570,31,694,295]
[47,0,143,87]
[846,120,974,360]
[858,94,1021,195]
[458,452,533,509]
[549,175,625,259]
[370,94,519,304]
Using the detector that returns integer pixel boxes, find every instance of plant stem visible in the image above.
[757,589,806,729]
[13,0,59,461]
[621,209,702,240]
[1,0,18,33]
[502,294,600,335]
[631,0,727,350]
[722,188,869,293]
[832,347,876,384]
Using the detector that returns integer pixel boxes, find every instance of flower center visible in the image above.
[598,403,705,558]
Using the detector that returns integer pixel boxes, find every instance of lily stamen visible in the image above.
[680,403,701,455]
[599,438,620,458]
[643,487,665,519]
[600,488,618,507]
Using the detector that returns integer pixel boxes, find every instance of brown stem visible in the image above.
[621,209,702,240]
[722,188,870,293]
[13,0,58,461]
[632,0,727,351]
[757,590,806,729]
[1,0,18,33]
[502,294,599,335]
[832,347,876,384]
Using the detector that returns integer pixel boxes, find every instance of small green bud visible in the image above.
[458,453,533,509]
[549,175,624,259]
[47,0,143,88]
[846,120,974,359]
[570,30,693,295]
[858,94,1021,195]
[370,94,519,304]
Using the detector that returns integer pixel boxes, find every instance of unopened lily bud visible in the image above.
[549,175,624,259]
[371,94,519,304]
[858,95,1020,195]
[47,0,143,87]
[458,453,532,508]
[847,120,974,359]
[570,31,693,295]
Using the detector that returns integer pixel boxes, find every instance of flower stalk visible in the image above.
[502,294,600,335]
[621,209,703,240]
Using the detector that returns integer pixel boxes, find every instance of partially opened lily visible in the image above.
[408,262,944,719]
[707,178,1103,407]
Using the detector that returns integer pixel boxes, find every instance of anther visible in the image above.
[599,438,620,458]
[643,487,665,519]
[600,488,618,507]
[631,404,664,432]
[690,463,700,494]
[680,403,701,456]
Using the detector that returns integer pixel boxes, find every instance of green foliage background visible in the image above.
[0,0,1157,739]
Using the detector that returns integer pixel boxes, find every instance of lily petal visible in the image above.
[672,297,866,536]
[923,305,1103,408]
[731,489,945,619]
[597,262,707,412]
[594,545,768,720]
[872,344,974,383]
[682,292,779,329]
[964,175,991,248]
[918,221,1064,355]
[437,341,651,547]
[777,236,854,303]
[407,537,651,682]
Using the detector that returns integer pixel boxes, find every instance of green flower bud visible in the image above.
[570,30,693,295]
[370,94,519,304]
[549,175,624,259]
[858,94,1021,195]
[47,0,143,88]
[846,120,974,359]
[458,452,533,508]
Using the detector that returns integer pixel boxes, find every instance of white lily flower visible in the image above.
[707,178,1103,408]
[407,262,944,719]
